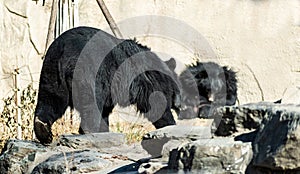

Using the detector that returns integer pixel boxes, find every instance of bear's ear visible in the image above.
[165,58,176,71]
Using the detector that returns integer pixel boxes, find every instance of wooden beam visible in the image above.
[44,0,58,58]
[96,0,123,38]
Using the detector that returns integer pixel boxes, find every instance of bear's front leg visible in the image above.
[34,116,53,145]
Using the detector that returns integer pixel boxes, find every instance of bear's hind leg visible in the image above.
[152,109,176,129]
[78,106,113,133]
[99,106,114,132]
[78,108,102,134]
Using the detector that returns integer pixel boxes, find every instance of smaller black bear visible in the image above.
[179,61,237,119]
[34,27,180,144]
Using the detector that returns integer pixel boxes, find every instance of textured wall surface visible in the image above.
[0,0,299,109]
[0,0,50,109]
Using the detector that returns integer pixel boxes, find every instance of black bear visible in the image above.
[34,26,181,144]
[179,61,237,119]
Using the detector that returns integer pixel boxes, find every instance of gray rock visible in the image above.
[58,132,151,163]
[251,103,300,171]
[168,137,253,173]
[57,132,126,149]
[142,125,212,157]
[0,140,46,174]
[215,102,300,173]
[215,102,279,136]
[31,150,126,174]
[0,133,148,174]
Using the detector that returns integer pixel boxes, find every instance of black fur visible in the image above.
[34,26,180,144]
[179,61,237,119]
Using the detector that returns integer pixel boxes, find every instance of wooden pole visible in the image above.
[96,0,123,38]
[14,68,22,139]
[44,0,58,58]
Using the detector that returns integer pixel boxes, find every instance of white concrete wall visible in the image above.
[0,0,299,109]
[0,0,50,108]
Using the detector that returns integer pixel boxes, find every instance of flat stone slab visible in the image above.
[176,118,214,127]
[143,125,212,140]
[0,134,149,174]
[32,150,116,173]
[142,125,212,157]
[57,132,126,149]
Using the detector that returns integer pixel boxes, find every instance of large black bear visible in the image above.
[179,61,237,119]
[34,26,180,144]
